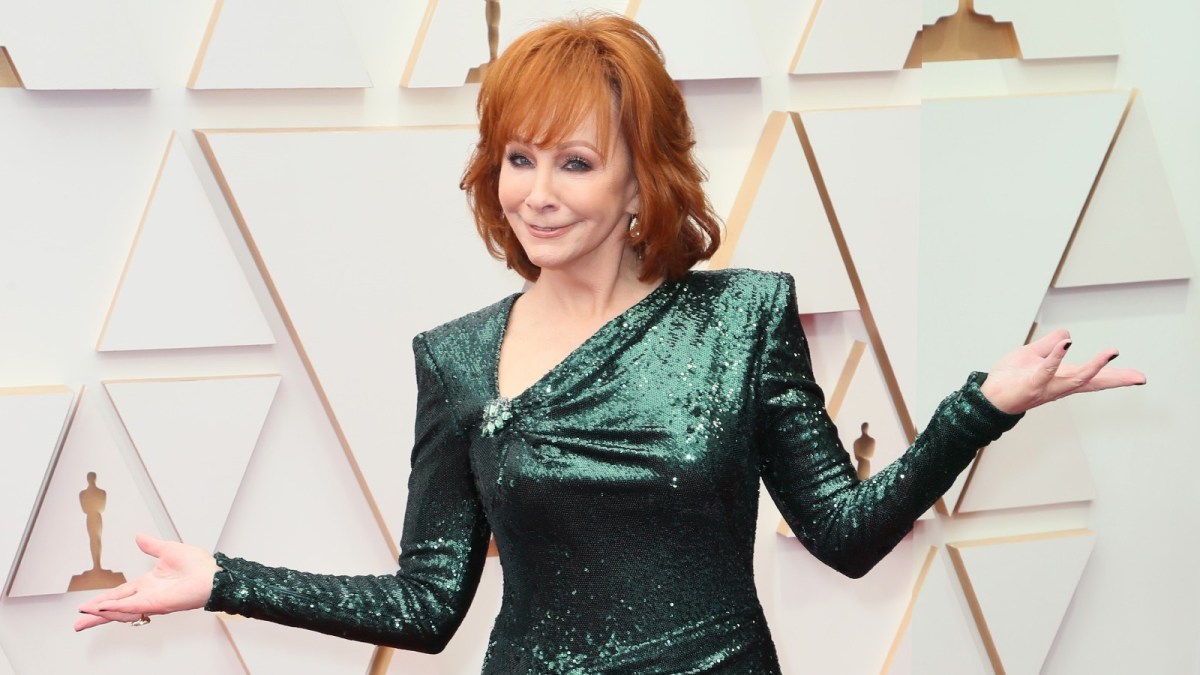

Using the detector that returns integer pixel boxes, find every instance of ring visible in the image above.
[130,614,151,627]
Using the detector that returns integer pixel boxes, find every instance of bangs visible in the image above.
[483,28,619,158]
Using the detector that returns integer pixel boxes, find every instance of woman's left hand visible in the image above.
[979,328,1146,415]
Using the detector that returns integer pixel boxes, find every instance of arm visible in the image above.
[207,335,491,651]
[756,274,1021,579]
[79,335,491,652]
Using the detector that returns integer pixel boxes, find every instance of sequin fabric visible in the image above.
[206,269,1022,673]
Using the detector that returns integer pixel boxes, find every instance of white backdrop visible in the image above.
[0,1,1197,673]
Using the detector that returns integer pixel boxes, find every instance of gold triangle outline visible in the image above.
[1,385,79,597]
[195,127,485,560]
[1050,89,1137,288]
[947,528,1094,675]
[100,374,281,545]
[879,545,938,674]
[95,132,176,352]
[188,0,225,89]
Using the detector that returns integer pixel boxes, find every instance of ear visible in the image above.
[625,180,640,216]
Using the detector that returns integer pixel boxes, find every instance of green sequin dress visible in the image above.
[206,269,1021,673]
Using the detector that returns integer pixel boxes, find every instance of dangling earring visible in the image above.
[628,214,641,239]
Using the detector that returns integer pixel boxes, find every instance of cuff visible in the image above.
[205,551,252,615]
[960,371,1025,442]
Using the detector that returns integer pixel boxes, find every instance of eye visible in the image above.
[563,155,593,172]
[506,152,532,168]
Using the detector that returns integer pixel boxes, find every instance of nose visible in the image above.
[524,162,558,213]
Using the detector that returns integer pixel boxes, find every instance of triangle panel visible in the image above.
[958,404,1095,514]
[9,389,159,597]
[633,1,766,80]
[916,91,1128,423]
[0,386,75,590]
[773,533,925,674]
[974,0,1121,60]
[198,126,522,551]
[834,343,910,486]
[793,0,922,74]
[221,614,374,674]
[0,2,154,89]
[104,375,280,550]
[1056,93,1193,288]
[800,106,920,411]
[727,113,858,314]
[893,548,991,674]
[402,0,489,87]
[191,0,371,89]
[951,530,1096,675]
[99,134,274,352]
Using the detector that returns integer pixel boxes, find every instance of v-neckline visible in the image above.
[491,276,681,404]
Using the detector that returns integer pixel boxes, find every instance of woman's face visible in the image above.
[498,112,640,277]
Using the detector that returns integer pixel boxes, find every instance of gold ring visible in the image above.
[130,614,151,627]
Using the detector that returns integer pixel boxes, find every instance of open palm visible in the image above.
[979,328,1146,415]
[74,533,218,631]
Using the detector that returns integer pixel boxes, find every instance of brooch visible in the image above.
[481,397,514,437]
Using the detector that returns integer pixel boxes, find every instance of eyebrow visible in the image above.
[508,139,602,154]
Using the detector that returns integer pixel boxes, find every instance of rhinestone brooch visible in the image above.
[481,397,514,437]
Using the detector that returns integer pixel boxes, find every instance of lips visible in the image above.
[525,221,574,238]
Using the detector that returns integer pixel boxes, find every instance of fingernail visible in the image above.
[1063,341,1072,351]
[1107,353,1118,362]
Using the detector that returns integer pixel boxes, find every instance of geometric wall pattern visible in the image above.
[915,91,1129,422]
[197,127,520,555]
[0,386,75,593]
[96,133,275,352]
[220,614,373,675]
[1055,91,1193,288]
[631,0,766,80]
[774,533,926,674]
[188,0,372,90]
[721,111,859,314]
[791,0,921,74]
[103,375,280,550]
[974,0,1121,60]
[799,106,920,417]
[8,388,159,598]
[0,1,155,89]
[949,530,1097,675]
[957,403,1095,514]
[898,548,992,675]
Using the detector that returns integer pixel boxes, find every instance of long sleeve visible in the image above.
[755,274,1021,579]
[204,334,492,652]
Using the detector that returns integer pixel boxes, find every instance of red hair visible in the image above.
[461,13,721,282]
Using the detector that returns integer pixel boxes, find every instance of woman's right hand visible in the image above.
[74,533,219,631]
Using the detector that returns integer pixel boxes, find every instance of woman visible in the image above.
[75,14,1144,673]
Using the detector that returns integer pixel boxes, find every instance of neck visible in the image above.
[528,246,659,320]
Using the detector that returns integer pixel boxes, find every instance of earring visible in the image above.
[628,214,641,239]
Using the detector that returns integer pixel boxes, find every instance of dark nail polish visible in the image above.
[1107,353,1118,362]
[1063,341,1072,351]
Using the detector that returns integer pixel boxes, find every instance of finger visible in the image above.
[75,613,112,631]
[1039,337,1074,380]
[1028,328,1071,356]
[77,581,138,613]
[95,596,153,615]
[1061,349,1120,392]
[136,532,167,558]
[1071,366,1147,393]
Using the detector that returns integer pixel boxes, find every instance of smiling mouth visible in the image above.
[528,223,572,235]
